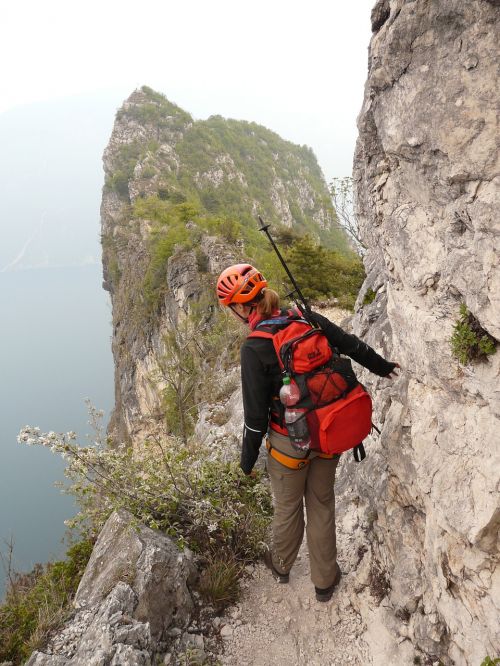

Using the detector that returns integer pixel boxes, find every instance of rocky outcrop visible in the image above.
[349,1,500,664]
[101,86,341,445]
[26,510,196,666]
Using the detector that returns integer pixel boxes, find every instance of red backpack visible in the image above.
[249,311,373,460]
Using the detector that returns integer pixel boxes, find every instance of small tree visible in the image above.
[156,311,202,445]
[329,176,366,254]
[284,235,364,309]
[274,225,302,248]
[286,235,331,300]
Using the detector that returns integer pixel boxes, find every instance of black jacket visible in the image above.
[239,310,396,474]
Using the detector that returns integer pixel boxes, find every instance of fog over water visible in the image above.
[0,265,114,598]
[0,93,117,597]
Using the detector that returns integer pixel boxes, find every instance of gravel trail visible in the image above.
[217,509,372,666]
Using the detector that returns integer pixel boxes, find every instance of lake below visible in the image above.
[0,264,114,598]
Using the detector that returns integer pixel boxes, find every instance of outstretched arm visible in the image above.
[308,310,399,378]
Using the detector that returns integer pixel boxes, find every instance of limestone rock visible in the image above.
[25,657,68,666]
[75,510,194,637]
[26,510,194,665]
[351,1,500,663]
[166,249,200,313]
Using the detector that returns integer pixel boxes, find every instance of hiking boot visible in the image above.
[264,549,289,584]
[315,566,342,602]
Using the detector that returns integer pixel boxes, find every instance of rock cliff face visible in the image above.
[26,511,196,665]
[349,0,499,663]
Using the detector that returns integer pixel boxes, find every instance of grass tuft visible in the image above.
[198,557,242,611]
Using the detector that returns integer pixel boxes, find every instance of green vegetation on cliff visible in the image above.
[129,195,362,317]
[105,85,352,248]
[174,114,338,242]
[0,540,93,665]
[104,86,364,311]
[451,304,497,365]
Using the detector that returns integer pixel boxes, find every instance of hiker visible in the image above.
[216,263,399,602]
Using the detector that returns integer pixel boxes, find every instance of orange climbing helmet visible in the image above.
[216,263,267,306]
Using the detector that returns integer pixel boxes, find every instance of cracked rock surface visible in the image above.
[349,0,500,663]
[26,510,195,666]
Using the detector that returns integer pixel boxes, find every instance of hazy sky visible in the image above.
[2,0,374,180]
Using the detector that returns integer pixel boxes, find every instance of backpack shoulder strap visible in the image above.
[247,313,292,338]
[247,318,288,340]
[248,330,274,340]
[247,310,310,339]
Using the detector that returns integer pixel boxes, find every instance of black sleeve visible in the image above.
[239,343,273,474]
[308,310,396,377]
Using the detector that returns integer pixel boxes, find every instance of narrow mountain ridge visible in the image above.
[100,86,352,444]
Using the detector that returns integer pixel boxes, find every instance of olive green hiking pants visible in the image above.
[267,430,340,590]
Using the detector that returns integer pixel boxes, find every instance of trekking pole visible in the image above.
[257,216,316,326]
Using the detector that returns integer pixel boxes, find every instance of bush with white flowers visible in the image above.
[17,422,272,565]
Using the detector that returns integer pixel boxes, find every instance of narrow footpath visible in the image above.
[217,516,371,666]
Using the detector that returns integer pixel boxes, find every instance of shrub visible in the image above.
[451,304,497,365]
[170,191,188,204]
[156,321,200,444]
[161,383,197,442]
[106,169,130,197]
[363,288,377,305]
[176,646,206,666]
[10,366,270,659]
[274,226,302,248]
[195,247,209,273]
[329,176,365,254]
[133,194,171,223]
[141,166,156,179]
[0,539,93,665]
[17,427,273,565]
[176,202,200,224]
[200,190,220,213]
[216,218,241,244]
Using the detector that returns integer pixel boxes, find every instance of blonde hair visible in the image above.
[256,288,280,317]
